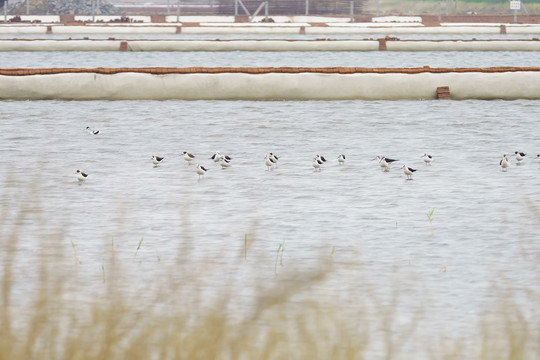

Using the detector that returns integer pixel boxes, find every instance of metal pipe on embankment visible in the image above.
[1,39,540,51]
[1,67,540,100]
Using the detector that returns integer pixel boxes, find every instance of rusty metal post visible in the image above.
[437,86,451,99]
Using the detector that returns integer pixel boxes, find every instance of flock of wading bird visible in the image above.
[75,127,539,182]
[499,152,540,171]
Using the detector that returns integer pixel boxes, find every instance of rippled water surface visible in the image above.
[1,49,539,68]
[1,45,540,355]
[2,99,539,325]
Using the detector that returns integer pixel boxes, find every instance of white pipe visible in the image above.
[53,26,179,34]
[181,27,302,34]
[0,40,122,51]
[121,40,380,51]
[2,39,540,52]
[385,40,540,51]
[2,24,540,35]
[1,71,540,100]
[306,26,503,35]
[0,26,47,34]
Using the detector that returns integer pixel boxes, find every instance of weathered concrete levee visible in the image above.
[1,67,540,100]
[1,38,540,51]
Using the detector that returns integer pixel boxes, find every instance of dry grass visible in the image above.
[362,0,540,16]
[1,182,539,359]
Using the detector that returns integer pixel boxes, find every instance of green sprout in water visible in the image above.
[427,209,435,235]
[133,238,143,261]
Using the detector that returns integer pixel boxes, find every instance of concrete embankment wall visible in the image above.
[1,67,539,100]
[1,39,540,51]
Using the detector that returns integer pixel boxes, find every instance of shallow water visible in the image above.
[0,49,538,68]
[1,99,539,344]
[1,46,540,355]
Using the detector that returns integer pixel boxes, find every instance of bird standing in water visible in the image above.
[269,153,279,168]
[500,154,510,171]
[152,156,164,166]
[374,156,398,172]
[313,157,323,171]
[196,164,208,180]
[265,155,274,171]
[402,165,417,180]
[183,152,195,166]
[514,151,526,164]
[422,154,433,166]
[86,126,101,135]
[76,170,88,182]
[219,156,231,169]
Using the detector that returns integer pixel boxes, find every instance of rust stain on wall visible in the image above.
[1,67,540,76]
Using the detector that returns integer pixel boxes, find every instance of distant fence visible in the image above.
[217,0,365,15]
[1,0,366,16]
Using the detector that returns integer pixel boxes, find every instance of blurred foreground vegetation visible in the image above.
[366,0,540,16]
[1,185,539,359]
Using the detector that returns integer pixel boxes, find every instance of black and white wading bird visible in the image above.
[219,156,231,169]
[211,151,232,164]
[514,151,526,164]
[76,170,88,182]
[316,154,327,164]
[313,157,323,171]
[337,154,346,164]
[196,164,208,180]
[210,151,222,163]
[422,154,433,165]
[269,153,279,168]
[86,126,101,135]
[374,156,399,172]
[500,154,510,172]
[264,154,275,171]
[152,155,164,166]
[402,165,417,180]
[183,152,195,165]
[537,154,540,163]
[221,154,232,162]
